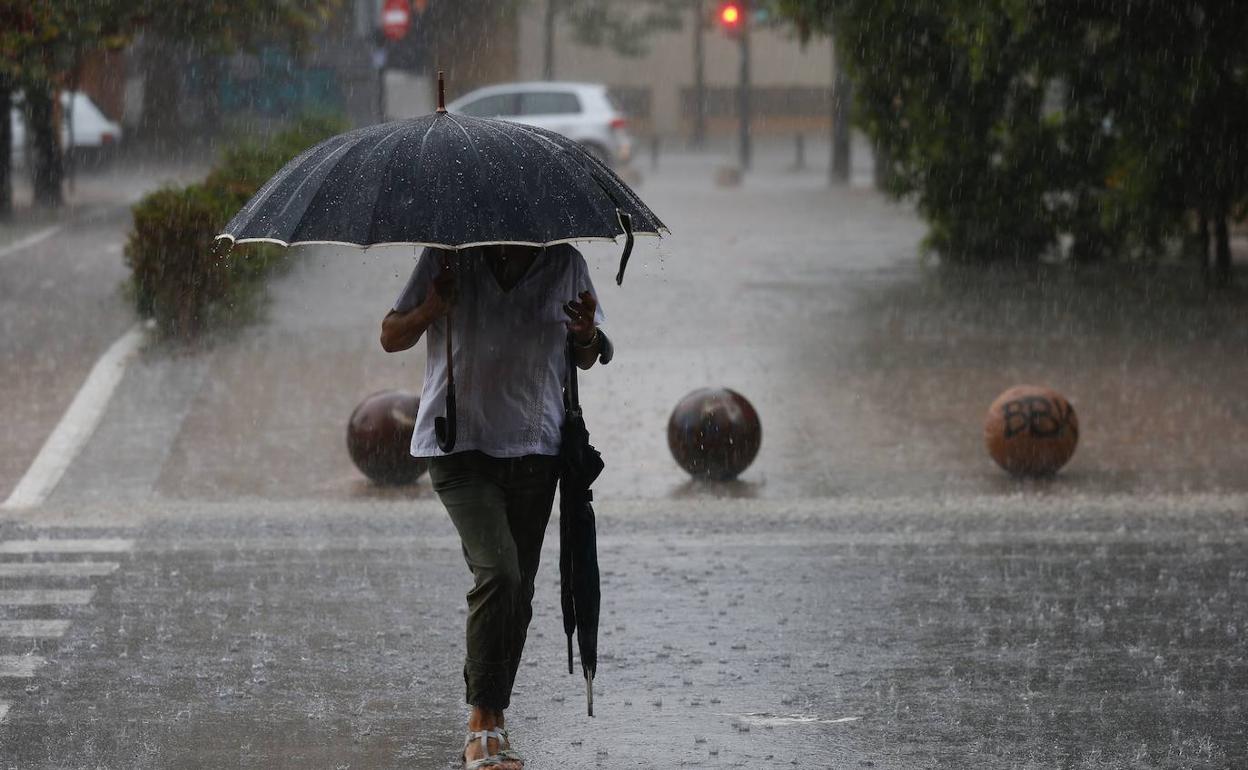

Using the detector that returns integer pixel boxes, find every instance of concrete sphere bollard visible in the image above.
[347,390,428,485]
[984,385,1079,477]
[668,388,761,480]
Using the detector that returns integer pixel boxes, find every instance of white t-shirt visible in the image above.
[393,245,605,459]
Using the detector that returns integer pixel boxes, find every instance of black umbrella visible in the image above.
[216,73,665,451]
[559,333,607,716]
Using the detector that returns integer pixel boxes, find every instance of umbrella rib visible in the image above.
[545,146,623,237]
[340,122,418,246]
[226,133,353,233]
[467,117,574,242]
[504,122,657,235]
[287,123,411,244]
[269,138,360,236]
[442,113,510,243]
[490,121,621,236]
[366,118,441,246]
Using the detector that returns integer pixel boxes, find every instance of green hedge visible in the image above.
[125,114,348,340]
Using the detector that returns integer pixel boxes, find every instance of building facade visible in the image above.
[514,5,836,139]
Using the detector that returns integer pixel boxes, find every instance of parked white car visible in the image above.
[10,91,122,166]
[446,82,632,168]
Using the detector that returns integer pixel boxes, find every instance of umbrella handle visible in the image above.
[435,307,457,453]
[435,389,456,453]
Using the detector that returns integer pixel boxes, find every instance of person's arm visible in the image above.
[380,264,455,352]
[564,291,603,370]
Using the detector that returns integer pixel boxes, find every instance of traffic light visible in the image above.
[718,2,742,31]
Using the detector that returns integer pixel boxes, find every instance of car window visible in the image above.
[456,93,518,118]
[519,92,580,116]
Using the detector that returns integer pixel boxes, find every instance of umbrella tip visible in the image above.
[437,71,447,113]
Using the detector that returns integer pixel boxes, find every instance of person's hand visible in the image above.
[423,263,456,319]
[563,291,598,343]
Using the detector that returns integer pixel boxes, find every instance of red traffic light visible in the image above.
[719,3,741,27]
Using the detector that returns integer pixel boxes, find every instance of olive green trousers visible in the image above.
[429,451,560,710]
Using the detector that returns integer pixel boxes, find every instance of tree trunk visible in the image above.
[0,82,12,219]
[65,56,83,197]
[27,88,63,208]
[201,55,223,136]
[830,45,851,185]
[138,37,183,150]
[1213,212,1232,287]
[1195,210,1209,278]
[690,0,706,149]
[873,140,891,190]
[543,0,557,80]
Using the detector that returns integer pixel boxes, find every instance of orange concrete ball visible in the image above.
[984,385,1079,476]
[347,389,428,485]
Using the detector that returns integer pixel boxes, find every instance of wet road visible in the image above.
[0,141,1246,767]
[0,207,136,499]
[0,159,206,504]
[2,495,1245,768]
[35,140,1248,507]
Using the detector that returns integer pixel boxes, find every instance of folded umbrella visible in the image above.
[560,333,606,716]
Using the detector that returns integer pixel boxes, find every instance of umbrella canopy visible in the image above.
[216,103,665,253]
[559,334,605,716]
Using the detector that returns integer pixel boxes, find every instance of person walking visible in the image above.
[380,243,606,770]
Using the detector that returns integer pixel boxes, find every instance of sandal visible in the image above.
[462,728,525,769]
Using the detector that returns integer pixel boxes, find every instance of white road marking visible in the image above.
[0,656,46,678]
[0,225,62,260]
[727,713,862,727]
[0,562,118,578]
[0,701,9,723]
[0,620,71,638]
[1,324,147,510]
[0,589,94,605]
[0,538,133,554]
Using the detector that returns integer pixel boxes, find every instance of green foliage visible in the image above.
[125,185,237,338]
[0,1,134,88]
[207,113,348,205]
[1,0,341,208]
[1,0,336,88]
[773,0,1248,274]
[131,0,340,55]
[125,115,347,340]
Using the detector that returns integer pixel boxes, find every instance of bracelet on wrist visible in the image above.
[574,328,599,348]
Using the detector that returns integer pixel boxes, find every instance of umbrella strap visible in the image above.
[614,212,634,286]
[439,315,459,454]
[435,253,457,453]
[564,334,581,412]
